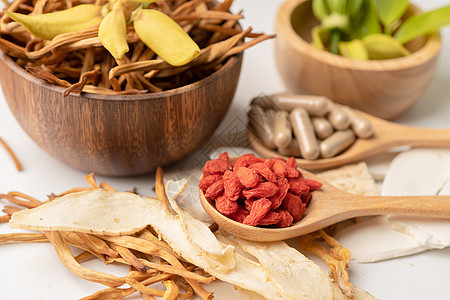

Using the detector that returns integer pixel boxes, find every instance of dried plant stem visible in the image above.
[0,136,23,171]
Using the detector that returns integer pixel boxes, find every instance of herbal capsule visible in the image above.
[273,93,329,117]
[278,138,302,157]
[250,95,277,110]
[341,106,374,138]
[290,108,320,160]
[311,117,334,139]
[320,129,355,158]
[327,101,351,130]
[248,106,277,149]
[273,111,292,148]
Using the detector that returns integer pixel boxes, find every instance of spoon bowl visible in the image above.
[249,110,450,171]
[199,169,450,242]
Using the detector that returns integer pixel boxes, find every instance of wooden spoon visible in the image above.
[249,111,450,170]
[199,169,450,242]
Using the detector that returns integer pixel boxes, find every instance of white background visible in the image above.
[1,0,450,299]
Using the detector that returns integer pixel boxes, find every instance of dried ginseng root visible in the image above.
[0,0,273,95]
[298,229,354,298]
[0,172,215,300]
[0,136,23,171]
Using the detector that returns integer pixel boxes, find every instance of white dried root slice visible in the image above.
[165,179,235,271]
[333,284,379,300]
[9,190,165,235]
[228,236,334,300]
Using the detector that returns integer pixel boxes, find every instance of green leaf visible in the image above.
[326,0,346,14]
[312,0,330,21]
[351,0,381,39]
[346,0,364,18]
[394,5,450,44]
[372,0,409,29]
[339,39,369,60]
[362,33,410,59]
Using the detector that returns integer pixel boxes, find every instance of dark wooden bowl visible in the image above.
[0,52,243,176]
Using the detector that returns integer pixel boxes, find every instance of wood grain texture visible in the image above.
[249,110,450,170]
[199,169,450,242]
[275,0,442,120]
[0,52,242,176]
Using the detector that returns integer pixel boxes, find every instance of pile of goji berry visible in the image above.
[199,152,322,227]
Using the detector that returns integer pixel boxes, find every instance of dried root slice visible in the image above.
[9,189,167,236]
[299,230,353,298]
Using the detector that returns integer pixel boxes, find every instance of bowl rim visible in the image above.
[0,50,243,102]
[276,0,442,71]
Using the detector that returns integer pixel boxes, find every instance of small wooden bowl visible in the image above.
[275,0,442,120]
[0,52,242,176]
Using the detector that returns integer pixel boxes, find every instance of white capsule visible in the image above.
[248,106,277,149]
[273,111,292,148]
[290,108,320,160]
[311,117,334,139]
[320,129,356,158]
[341,106,374,138]
[272,93,329,117]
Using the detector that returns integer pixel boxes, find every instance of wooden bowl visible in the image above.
[275,0,442,120]
[0,52,242,176]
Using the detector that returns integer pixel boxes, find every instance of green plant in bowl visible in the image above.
[311,0,450,60]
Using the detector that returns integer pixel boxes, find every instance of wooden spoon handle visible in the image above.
[347,195,450,219]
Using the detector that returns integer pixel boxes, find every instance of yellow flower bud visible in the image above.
[99,1,129,59]
[6,4,103,40]
[132,8,200,66]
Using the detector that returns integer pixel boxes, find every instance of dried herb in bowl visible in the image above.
[0,0,274,96]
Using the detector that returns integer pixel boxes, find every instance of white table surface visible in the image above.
[1,1,450,299]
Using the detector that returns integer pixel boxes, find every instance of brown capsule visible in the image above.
[278,138,302,157]
[272,93,329,116]
[341,106,374,138]
[250,95,277,110]
[320,129,356,158]
[273,111,292,148]
[248,106,277,149]
[290,108,320,160]
[311,117,334,139]
[327,101,351,130]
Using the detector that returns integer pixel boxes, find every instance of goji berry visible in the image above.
[301,192,312,205]
[272,160,286,178]
[233,154,265,169]
[244,198,254,211]
[236,167,260,188]
[223,170,242,201]
[228,206,250,223]
[282,193,306,222]
[203,159,229,176]
[276,210,293,228]
[218,152,229,162]
[288,178,310,195]
[198,174,222,191]
[304,178,322,191]
[243,198,272,226]
[215,194,238,215]
[257,211,282,226]
[285,166,300,179]
[242,182,279,199]
[249,163,277,182]
[205,179,224,198]
[269,177,289,209]
[286,156,297,169]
